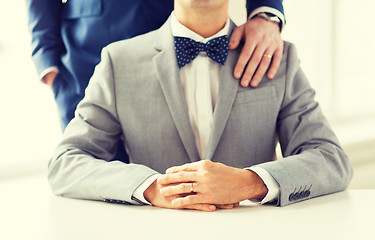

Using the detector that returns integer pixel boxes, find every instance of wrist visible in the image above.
[143,180,157,204]
[242,169,268,200]
[253,12,282,32]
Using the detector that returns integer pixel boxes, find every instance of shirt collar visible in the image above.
[171,11,230,43]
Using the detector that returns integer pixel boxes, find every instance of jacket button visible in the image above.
[306,190,311,197]
[289,193,295,201]
[295,192,301,200]
[303,191,309,198]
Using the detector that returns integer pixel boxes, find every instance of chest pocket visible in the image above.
[235,85,277,105]
[62,0,102,19]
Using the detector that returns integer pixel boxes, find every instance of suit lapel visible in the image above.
[204,22,240,159]
[204,49,240,160]
[153,18,200,162]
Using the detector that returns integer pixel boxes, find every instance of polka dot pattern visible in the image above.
[174,36,229,68]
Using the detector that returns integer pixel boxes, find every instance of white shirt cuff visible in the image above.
[39,66,59,81]
[248,6,285,31]
[246,166,280,204]
[132,174,161,205]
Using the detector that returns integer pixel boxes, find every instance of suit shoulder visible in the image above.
[105,30,158,57]
[276,41,301,76]
[282,41,299,63]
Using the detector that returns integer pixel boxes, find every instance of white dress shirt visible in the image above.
[133,13,280,205]
[249,7,285,30]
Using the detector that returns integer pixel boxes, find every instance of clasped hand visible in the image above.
[144,160,267,212]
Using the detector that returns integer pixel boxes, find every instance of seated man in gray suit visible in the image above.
[48,0,353,211]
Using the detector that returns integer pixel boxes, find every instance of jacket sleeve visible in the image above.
[47,47,159,205]
[254,42,353,206]
[25,0,64,76]
[246,0,284,17]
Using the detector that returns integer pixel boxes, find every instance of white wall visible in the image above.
[280,0,375,188]
[0,1,61,179]
[282,0,375,148]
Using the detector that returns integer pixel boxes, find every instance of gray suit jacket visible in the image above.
[48,18,353,207]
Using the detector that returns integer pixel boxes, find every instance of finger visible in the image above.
[157,172,197,185]
[160,182,199,197]
[233,39,257,80]
[240,46,266,87]
[215,204,235,209]
[183,204,216,212]
[165,162,200,174]
[228,25,244,50]
[267,47,283,79]
[233,202,240,208]
[166,159,213,174]
[171,194,205,208]
[250,50,273,87]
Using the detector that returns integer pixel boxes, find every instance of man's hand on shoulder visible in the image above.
[229,15,283,88]
[157,160,268,209]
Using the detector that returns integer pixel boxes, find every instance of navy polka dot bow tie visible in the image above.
[174,36,229,68]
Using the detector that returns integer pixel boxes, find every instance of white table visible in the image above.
[1,173,374,240]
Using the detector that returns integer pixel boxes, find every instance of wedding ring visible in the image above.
[190,183,194,193]
[263,54,272,58]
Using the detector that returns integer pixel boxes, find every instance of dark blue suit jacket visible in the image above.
[26,0,284,128]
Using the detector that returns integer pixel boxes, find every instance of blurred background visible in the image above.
[0,0,374,188]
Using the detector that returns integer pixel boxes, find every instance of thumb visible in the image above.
[229,25,244,50]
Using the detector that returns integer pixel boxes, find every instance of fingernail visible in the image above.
[235,71,241,79]
[210,206,216,211]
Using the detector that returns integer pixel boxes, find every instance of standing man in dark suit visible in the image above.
[25,0,285,130]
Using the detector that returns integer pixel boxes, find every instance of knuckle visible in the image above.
[201,159,212,166]
[158,175,168,184]
[244,68,255,78]
[166,174,174,182]
[203,159,211,164]
[262,57,272,65]
[260,60,271,68]
[252,56,262,64]
[241,51,252,60]
[162,188,171,196]
[200,160,208,167]
[176,171,184,179]
[248,29,261,39]
[173,200,182,208]
[180,196,192,206]
[252,77,260,84]
[238,54,251,64]
[202,170,210,178]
